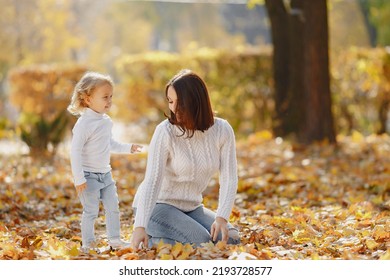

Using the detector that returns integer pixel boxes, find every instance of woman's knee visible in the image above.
[148,237,177,247]
[148,210,211,244]
[227,228,240,245]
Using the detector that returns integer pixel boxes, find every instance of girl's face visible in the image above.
[86,83,113,114]
[167,85,178,115]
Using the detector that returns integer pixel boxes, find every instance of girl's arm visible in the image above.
[110,137,133,154]
[70,122,88,186]
[111,139,142,154]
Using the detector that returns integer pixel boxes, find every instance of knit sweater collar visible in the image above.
[83,108,105,119]
[170,118,218,137]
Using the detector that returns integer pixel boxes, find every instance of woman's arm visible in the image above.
[216,120,238,222]
[210,120,238,242]
[133,123,170,229]
[131,123,170,249]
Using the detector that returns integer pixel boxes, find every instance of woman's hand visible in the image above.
[210,217,228,242]
[75,183,87,195]
[130,227,149,249]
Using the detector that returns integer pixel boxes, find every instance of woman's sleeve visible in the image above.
[216,120,238,221]
[133,123,169,228]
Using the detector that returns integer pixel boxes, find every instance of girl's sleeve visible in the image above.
[133,123,169,228]
[110,138,132,154]
[70,122,88,186]
[216,120,238,221]
[109,119,133,153]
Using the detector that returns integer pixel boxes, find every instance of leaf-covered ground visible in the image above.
[0,132,389,260]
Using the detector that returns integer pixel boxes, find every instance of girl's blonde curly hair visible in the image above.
[67,71,114,116]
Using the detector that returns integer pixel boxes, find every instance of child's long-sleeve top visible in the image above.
[132,118,238,228]
[70,108,132,186]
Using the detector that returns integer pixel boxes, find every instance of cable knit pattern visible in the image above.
[132,117,238,228]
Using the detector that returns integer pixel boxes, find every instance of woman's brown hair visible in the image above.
[165,69,214,138]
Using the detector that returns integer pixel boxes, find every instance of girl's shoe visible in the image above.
[109,239,131,250]
[80,241,99,254]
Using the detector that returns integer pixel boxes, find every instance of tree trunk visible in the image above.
[265,0,336,144]
[357,0,377,47]
[301,0,336,143]
[287,0,305,137]
[264,0,290,137]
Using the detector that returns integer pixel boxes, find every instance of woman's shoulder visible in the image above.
[156,119,171,131]
[154,119,174,137]
[212,117,235,140]
[213,117,233,130]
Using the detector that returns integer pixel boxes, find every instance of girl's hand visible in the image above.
[131,144,143,153]
[76,183,87,195]
[130,227,149,249]
[210,217,228,243]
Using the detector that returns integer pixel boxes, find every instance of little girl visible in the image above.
[68,71,142,253]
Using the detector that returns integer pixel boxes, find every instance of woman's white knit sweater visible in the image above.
[132,118,238,228]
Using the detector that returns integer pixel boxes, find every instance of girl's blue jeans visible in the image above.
[140,203,240,247]
[78,171,120,247]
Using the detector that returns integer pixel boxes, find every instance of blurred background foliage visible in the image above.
[7,64,87,155]
[0,0,390,155]
[114,48,273,138]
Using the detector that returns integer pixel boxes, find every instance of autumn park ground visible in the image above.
[0,131,389,260]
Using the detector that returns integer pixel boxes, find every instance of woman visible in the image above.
[131,69,240,248]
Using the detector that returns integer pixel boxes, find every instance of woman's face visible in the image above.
[167,85,178,115]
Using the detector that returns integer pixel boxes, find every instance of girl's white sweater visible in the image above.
[70,108,132,186]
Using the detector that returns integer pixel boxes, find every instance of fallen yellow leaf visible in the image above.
[365,239,379,250]
[171,242,183,258]
[159,254,173,260]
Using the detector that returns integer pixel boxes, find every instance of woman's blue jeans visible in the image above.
[142,203,240,247]
[78,171,121,247]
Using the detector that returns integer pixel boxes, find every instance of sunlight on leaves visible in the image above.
[1,132,389,260]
